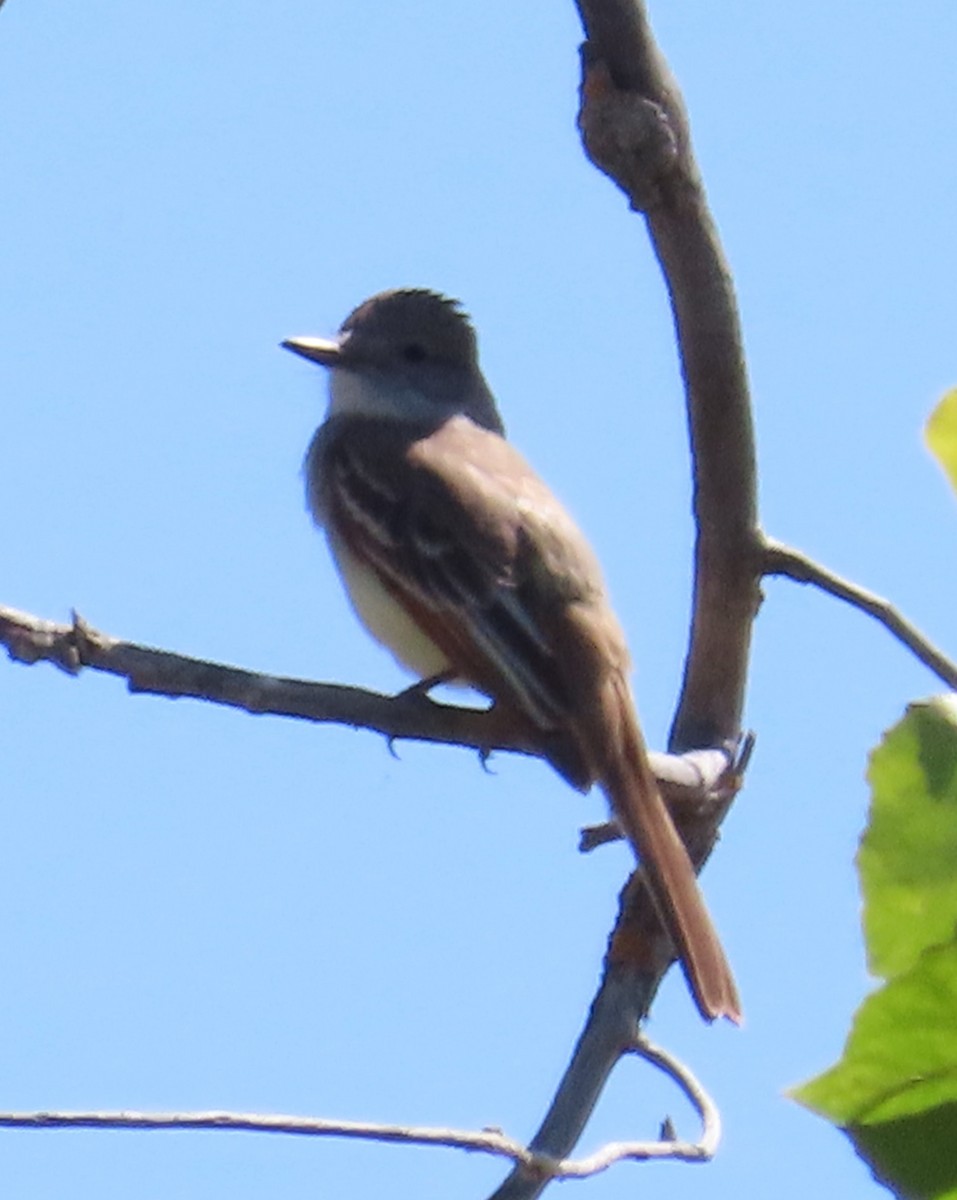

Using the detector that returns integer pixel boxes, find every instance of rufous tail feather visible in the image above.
[597,676,741,1023]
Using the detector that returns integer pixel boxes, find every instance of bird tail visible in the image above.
[595,674,741,1023]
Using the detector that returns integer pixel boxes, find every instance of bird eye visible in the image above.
[402,343,427,363]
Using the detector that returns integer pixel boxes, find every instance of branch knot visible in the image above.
[577,55,680,211]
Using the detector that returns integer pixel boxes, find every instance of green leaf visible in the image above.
[926,388,957,498]
[793,945,957,1198]
[849,1102,957,1200]
[860,699,957,980]
[793,702,957,1197]
[793,944,957,1126]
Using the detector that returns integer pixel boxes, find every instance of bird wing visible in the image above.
[310,412,741,1021]
[313,412,622,744]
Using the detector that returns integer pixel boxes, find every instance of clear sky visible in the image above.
[2,3,956,1198]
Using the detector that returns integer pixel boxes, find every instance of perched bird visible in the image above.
[283,288,739,1022]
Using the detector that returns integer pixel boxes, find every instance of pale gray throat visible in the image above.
[327,363,504,435]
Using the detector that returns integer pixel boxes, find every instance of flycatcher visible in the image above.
[283,288,739,1023]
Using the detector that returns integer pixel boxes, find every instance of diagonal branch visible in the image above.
[762,538,957,690]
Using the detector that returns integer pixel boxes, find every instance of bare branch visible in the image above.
[0,603,548,757]
[0,1035,718,1180]
[762,539,957,690]
[580,745,742,850]
[576,3,761,754]
[474,5,769,1192]
[0,1109,538,1164]
[577,0,757,996]
[0,603,733,807]
[627,1034,721,1158]
[487,979,719,1199]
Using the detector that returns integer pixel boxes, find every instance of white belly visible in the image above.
[328,531,452,680]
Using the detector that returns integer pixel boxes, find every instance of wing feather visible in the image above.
[312,414,614,734]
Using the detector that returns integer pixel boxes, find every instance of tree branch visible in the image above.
[0,604,531,752]
[487,4,764,1194]
[0,603,736,812]
[576,3,761,753]
[762,538,957,691]
[0,1036,718,1180]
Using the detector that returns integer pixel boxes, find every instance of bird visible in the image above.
[282,288,740,1022]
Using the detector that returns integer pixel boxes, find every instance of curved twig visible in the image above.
[576,2,761,753]
[0,1035,718,1180]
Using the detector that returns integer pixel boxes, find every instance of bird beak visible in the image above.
[281,335,343,366]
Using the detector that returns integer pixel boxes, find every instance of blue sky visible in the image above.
[2,2,956,1197]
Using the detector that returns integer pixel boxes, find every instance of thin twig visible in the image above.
[762,538,957,690]
[628,1035,721,1158]
[488,983,719,1199]
[0,1040,718,1179]
[0,1110,536,1158]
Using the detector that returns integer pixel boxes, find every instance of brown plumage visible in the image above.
[289,289,740,1022]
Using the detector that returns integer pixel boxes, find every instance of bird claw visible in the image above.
[478,747,495,776]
